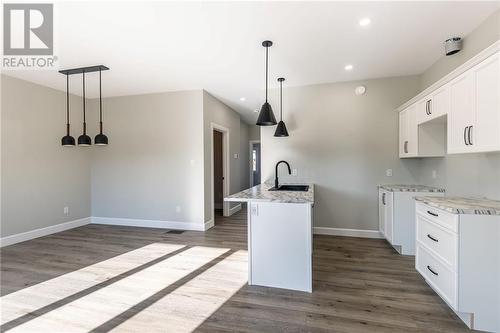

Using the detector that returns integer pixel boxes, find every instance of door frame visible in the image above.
[210,123,230,222]
[249,140,261,187]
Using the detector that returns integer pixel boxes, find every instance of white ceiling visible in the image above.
[3,1,499,124]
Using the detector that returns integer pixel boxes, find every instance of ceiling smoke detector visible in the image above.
[444,37,462,56]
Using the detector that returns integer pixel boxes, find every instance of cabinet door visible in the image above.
[407,104,418,156]
[399,109,408,157]
[448,71,475,154]
[384,192,394,244]
[430,85,450,119]
[378,190,386,236]
[473,53,500,152]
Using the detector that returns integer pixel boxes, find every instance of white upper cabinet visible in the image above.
[417,85,450,125]
[397,45,499,158]
[399,104,418,158]
[448,52,500,154]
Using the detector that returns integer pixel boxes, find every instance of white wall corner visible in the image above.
[313,227,383,239]
[204,219,214,231]
[0,217,92,247]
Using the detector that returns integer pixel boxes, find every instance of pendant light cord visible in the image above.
[280,80,283,121]
[66,74,70,135]
[265,46,268,102]
[82,71,86,135]
[99,68,103,134]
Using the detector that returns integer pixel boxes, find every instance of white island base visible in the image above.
[247,201,312,293]
[225,182,314,293]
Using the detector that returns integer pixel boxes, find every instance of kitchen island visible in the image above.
[225,182,314,292]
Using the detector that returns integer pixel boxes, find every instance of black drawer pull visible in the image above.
[427,234,439,242]
[427,265,439,276]
[427,210,438,217]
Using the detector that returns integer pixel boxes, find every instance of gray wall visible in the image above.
[202,91,245,221]
[89,90,206,225]
[1,75,91,237]
[261,76,422,230]
[417,8,500,200]
[248,125,260,141]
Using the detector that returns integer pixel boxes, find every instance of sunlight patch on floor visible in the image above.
[110,250,248,333]
[6,246,229,333]
[1,242,185,325]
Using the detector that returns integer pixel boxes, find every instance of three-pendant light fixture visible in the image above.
[256,40,290,137]
[59,65,109,147]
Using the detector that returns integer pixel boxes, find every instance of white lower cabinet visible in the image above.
[378,188,444,255]
[415,202,500,332]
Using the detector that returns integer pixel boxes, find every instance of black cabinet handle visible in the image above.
[468,125,473,145]
[404,141,408,154]
[426,100,432,115]
[427,210,438,217]
[427,265,439,276]
[427,234,439,242]
[464,126,469,145]
[382,193,386,205]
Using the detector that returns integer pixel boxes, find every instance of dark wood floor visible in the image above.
[1,206,472,332]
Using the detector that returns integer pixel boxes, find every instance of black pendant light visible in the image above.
[77,71,92,146]
[61,74,76,146]
[256,40,277,126]
[94,68,108,145]
[274,77,289,137]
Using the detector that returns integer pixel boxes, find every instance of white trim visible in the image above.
[249,140,260,186]
[228,203,242,216]
[92,217,206,231]
[204,219,214,231]
[396,40,500,112]
[210,123,231,222]
[0,217,91,247]
[313,227,383,239]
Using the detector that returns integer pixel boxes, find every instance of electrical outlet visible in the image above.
[386,169,393,177]
[234,153,239,159]
[432,170,437,179]
[63,206,69,216]
[251,204,258,216]
[292,169,298,176]
[176,206,181,213]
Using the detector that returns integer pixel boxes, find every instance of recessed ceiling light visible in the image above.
[359,18,371,27]
[345,64,353,71]
[240,97,246,101]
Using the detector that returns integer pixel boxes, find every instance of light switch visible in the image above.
[432,170,437,179]
[234,153,239,159]
[386,169,393,177]
[251,204,258,216]
[292,169,298,176]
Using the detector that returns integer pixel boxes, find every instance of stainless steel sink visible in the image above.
[269,185,309,192]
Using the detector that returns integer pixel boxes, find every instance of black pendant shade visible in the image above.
[274,77,289,137]
[61,74,76,146]
[78,72,91,146]
[94,68,108,145]
[256,40,277,126]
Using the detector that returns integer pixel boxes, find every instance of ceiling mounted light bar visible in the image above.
[59,65,109,76]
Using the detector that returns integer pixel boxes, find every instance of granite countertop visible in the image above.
[415,196,500,215]
[379,184,445,193]
[225,181,314,204]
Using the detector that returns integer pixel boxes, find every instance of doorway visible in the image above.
[213,130,224,217]
[210,123,230,226]
[250,141,261,186]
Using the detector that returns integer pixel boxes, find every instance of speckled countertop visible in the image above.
[225,182,314,204]
[415,196,500,215]
[379,184,445,193]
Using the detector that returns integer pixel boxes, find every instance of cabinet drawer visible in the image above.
[416,215,458,269]
[416,202,458,232]
[416,244,457,309]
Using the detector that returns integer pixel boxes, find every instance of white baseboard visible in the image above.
[313,227,383,239]
[0,217,91,247]
[91,217,206,231]
[228,203,242,216]
[204,219,214,231]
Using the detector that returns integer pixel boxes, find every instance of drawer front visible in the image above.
[416,244,457,309]
[416,215,458,269]
[416,202,458,232]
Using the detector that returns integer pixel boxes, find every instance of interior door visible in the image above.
[252,143,261,186]
[448,71,475,154]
